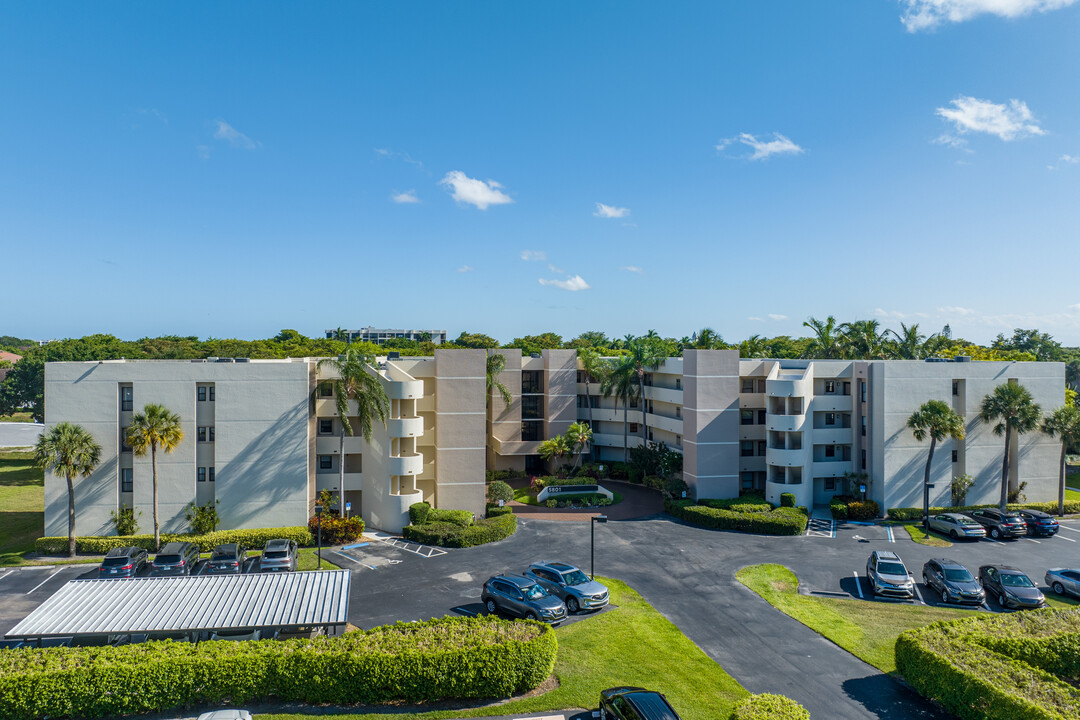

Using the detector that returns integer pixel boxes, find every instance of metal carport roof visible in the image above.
[4,570,350,639]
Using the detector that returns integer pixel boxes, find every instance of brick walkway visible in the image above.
[507,479,664,522]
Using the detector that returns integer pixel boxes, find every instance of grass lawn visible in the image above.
[0,451,43,566]
[512,486,623,507]
[0,412,35,423]
[257,577,747,720]
[900,522,952,548]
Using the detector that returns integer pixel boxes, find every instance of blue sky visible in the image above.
[2,1,1079,344]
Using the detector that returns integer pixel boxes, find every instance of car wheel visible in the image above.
[599,708,607,720]
[991,528,1001,540]
[566,597,580,613]
[950,530,958,540]
[526,611,539,621]
[999,592,1008,608]
[485,599,497,614]
[941,588,950,604]
[1054,582,1066,596]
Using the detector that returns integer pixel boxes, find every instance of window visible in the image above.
[741,441,754,457]
[860,380,866,403]
[591,395,600,408]
[319,456,332,470]
[952,450,958,463]
[676,435,682,447]
[577,396,586,408]
[198,427,207,442]
[521,421,542,441]
[861,449,867,470]
[675,407,681,418]
[825,412,836,426]
[198,467,206,482]
[825,380,836,394]
[197,386,207,402]
[647,430,654,441]
[741,409,754,426]
[121,386,133,411]
[952,381,959,396]
[757,410,766,425]
[629,423,639,433]
[756,379,767,393]
[758,440,767,456]
[741,472,755,490]
[521,371,542,394]
[209,386,215,401]
[319,383,333,397]
[121,468,133,493]
[120,427,131,453]
[843,381,851,396]
[209,467,215,482]
[209,427,215,442]
[319,419,333,435]
[521,395,543,419]
[825,477,836,491]
[825,445,836,458]
[675,379,681,390]
[742,379,754,393]
[630,396,639,408]
[861,416,867,437]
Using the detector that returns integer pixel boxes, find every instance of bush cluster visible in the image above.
[665,498,807,536]
[543,493,612,509]
[426,508,474,527]
[779,493,796,508]
[729,694,810,720]
[530,475,601,493]
[577,461,630,479]
[896,609,1080,720]
[887,499,1080,521]
[35,527,313,556]
[403,512,518,548]
[408,501,432,526]
[0,616,556,720]
[487,480,514,504]
[485,469,527,482]
[487,505,514,518]
[307,514,365,545]
[828,495,880,520]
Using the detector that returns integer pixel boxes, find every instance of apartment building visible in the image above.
[325,327,448,345]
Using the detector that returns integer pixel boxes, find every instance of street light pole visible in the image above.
[315,504,324,570]
[590,514,607,580]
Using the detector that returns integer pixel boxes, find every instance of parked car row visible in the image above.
[481,560,610,624]
[927,509,1059,540]
[97,539,299,579]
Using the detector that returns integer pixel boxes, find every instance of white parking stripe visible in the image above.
[912,581,926,605]
[1027,538,1042,544]
[26,568,63,594]
[1059,524,1080,533]
[853,572,864,599]
[887,525,895,543]
[0,570,13,583]
[1059,534,1076,542]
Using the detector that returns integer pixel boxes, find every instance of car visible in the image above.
[599,687,681,720]
[525,561,610,613]
[922,558,985,605]
[98,546,148,578]
[979,565,1046,609]
[196,711,252,720]
[208,543,248,575]
[965,509,1027,540]
[260,539,298,572]
[150,542,200,577]
[1017,508,1060,537]
[926,513,986,540]
[1045,568,1080,598]
[481,574,567,624]
[866,550,914,599]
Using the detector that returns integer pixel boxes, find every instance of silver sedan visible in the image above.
[927,513,986,540]
[1045,568,1080,598]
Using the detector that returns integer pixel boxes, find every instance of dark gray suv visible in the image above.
[922,558,984,605]
[150,542,200,577]
[208,543,248,575]
[98,546,148,579]
[525,561,609,613]
[481,575,567,624]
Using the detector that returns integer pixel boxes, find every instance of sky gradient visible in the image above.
[2,1,1079,344]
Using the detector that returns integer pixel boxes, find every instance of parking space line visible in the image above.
[1026,538,1042,544]
[853,572,863,599]
[452,606,477,616]
[1059,524,1080,533]
[26,568,63,594]
[0,569,13,583]
[886,525,895,543]
[1059,534,1075,542]
[912,581,926,605]
[830,520,836,539]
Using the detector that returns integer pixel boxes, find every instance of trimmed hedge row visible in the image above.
[896,609,1080,720]
[34,527,314,555]
[426,508,474,527]
[0,615,556,720]
[730,693,810,719]
[887,499,1080,522]
[829,496,880,521]
[665,499,808,536]
[403,512,518,548]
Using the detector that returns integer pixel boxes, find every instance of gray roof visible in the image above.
[5,570,350,639]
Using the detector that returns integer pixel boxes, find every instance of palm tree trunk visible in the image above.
[152,443,160,552]
[922,438,936,528]
[1059,442,1067,516]
[339,426,346,519]
[639,374,648,448]
[622,395,629,463]
[585,378,594,463]
[67,474,76,561]
[999,426,1012,510]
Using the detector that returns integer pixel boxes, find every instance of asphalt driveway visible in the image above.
[0,422,43,448]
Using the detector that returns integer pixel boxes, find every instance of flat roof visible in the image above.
[5,570,350,639]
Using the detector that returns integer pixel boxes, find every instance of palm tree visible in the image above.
[34,423,102,557]
[565,422,593,469]
[126,404,184,551]
[486,352,513,409]
[907,400,966,527]
[803,316,843,359]
[979,382,1042,510]
[739,334,768,358]
[577,348,607,462]
[538,434,571,471]
[627,338,665,447]
[693,327,725,349]
[315,347,389,518]
[886,323,927,360]
[1042,405,1080,516]
[601,356,640,463]
[840,319,885,359]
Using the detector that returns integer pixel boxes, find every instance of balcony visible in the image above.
[766,448,806,467]
[646,412,683,435]
[813,394,852,412]
[813,460,853,477]
[586,408,644,425]
[315,472,362,491]
[388,416,424,438]
[643,385,683,405]
[389,453,424,476]
[591,433,645,449]
[385,379,424,400]
[767,414,806,432]
[491,437,542,456]
[315,436,366,454]
[812,428,853,445]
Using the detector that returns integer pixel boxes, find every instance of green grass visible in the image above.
[0,451,43,566]
[901,522,953,547]
[257,577,747,720]
[0,411,35,423]
[512,487,623,507]
[736,563,980,673]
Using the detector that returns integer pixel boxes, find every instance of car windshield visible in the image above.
[102,557,131,567]
[878,562,906,576]
[155,555,180,564]
[562,570,589,586]
[264,551,287,559]
[944,568,973,582]
[956,516,979,526]
[1001,573,1035,588]
[523,584,548,600]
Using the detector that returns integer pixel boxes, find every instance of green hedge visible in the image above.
[730,693,810,719]
[426,508,474,527]
[829,495,880,521]
[896,609,1080,720]
[666,499,807,536]
[402,512,518,548]
[487,505,514,518]
[531,475,603,491]
[485,469,527,482]
[34,527,313,556]
[887,499,1080,522]
[409,501,432,526]
[0,615,556,720]
[779,493,796,508]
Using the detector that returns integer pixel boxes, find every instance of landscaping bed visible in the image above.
[665,495,808,536]
[887,500,1080,521]
[34,526,314,555]
[402,503,518,548]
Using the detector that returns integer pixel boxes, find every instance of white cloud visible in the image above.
[767,314,788,321]
[936,96,1044,141]
[900,0,1078,32]
[874,308,929,320]
[457,265,475,273]
[391,190,420,204]
[747,316,765,322]
[933,133,971,151]
[594,202,630,218]
[196,144,210,160]
[212,119,261,150]
[520,250,546,262]
[539,275,591,292]
[1061,154,1080,164]
[717,132,805,161]
[439,171,513,210]
[620,266,644,274]
[547,263,564,274]
[374,147,423,168]
[938,305,977,316]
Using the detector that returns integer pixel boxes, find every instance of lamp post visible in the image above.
[314,504,324,570]
[590,514,607,580]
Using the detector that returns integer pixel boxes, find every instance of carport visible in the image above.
[3,570,350,646]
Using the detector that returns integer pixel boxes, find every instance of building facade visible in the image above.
[325,327,448,345]
[44,349,1064,538]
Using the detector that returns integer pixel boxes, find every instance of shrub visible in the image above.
[185,500,221,534]
[426,508,473,527]
[487,480,514,504]
[700,494,772,513]
[846,500,880,520]
[665,499,807,536]
[730,693,810,720]
[545,498,557,508]
[664,476,689,500]
[34,527,313,555]
[307,514,364,545]
[0,615,556,720]
[487,505,513,518]
[485,469,526,482]
[779,492,796,508]
[408,501,431,526]
[109,504,140,536]
[886,499,1080,522]
[403,512,517,548]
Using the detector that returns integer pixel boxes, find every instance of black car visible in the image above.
[98,546,148,579]
[978,565,1046,609]
[207,543,248,575]
[1017,509,1059,537]
[965,509,1028,540]
[922,558,985,605]
[599,687,681,720]
[150,542,201,577]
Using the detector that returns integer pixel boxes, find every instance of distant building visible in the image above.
[325,327,447,345]
[0,351,21,383]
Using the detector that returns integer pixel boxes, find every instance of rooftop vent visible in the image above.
[925,358,948,363]
[387,351,401,360]
[234,357,251,363]
[530,353,541,358]
[954,355,971,363]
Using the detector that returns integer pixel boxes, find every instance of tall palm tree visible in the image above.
[315,347,389,517]
[693,327,725,350]
[840,319,885,359]
[601,356,639,463]
[739,334,768,358]
[127,404,184,551]
[577,347,607,461]
[1042,405,1080,516]
[803,316,843,359]
[627,338,665,447]
[486,352,513,409]
[907,400,966,527]
[979,382,1042,510]
[886,322,927,360]
[565,422,593,470]
[538,434,571,471]
[34,423,102,557]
